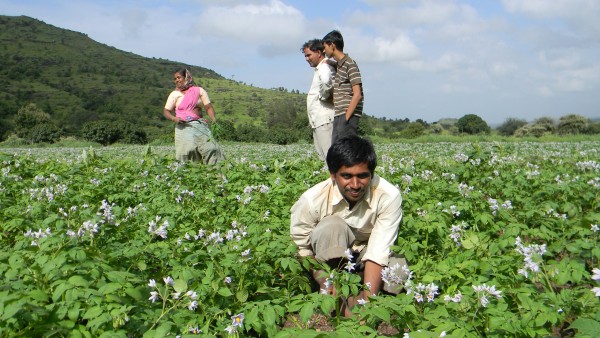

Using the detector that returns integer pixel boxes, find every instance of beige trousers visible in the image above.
[310,215,409,294]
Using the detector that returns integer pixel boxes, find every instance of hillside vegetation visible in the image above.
[0,15,306,142]
[1,15,598,145]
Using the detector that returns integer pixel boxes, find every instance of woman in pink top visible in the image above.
[163,68,225,164]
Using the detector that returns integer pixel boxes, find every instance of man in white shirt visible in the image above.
[290,135,408,316]
[302,39,335,161]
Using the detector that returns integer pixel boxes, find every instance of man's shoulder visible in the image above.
[302,179,333,198]
[371,175,400,197]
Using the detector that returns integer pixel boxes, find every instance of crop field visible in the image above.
[1,141,599,337]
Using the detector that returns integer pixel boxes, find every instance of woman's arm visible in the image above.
[163,108,181,124]
[205,104,217,123]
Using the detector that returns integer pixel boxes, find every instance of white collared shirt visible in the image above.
[290,175,402,266]
[306,58,335,128]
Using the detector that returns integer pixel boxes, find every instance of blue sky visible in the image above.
[2,0,599,125]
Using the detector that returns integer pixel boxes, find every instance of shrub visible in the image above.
[81,121,120,146]
[557,114,589,135]
[457,114,490,134]
[497,118,528,136]
[26,124,62,144]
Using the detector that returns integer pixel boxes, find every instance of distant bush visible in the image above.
[81,120,147,145]
[398,122,426,139]
[497,118,528,136]
[457,114,490,134]
[557,114,589,135]
[27,124,62,144]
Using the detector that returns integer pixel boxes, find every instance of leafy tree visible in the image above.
[215,119,237,141]
[456,114,490,134]
[428,123,443,134]
[235,123,267,143]
[80,121,120,145]
[557,114,589,135]
[497,118,528,136]
[14,103,53,138]
[514,124,550,137]
[532,117,555,133]
[398,122,426,138]
[268,127,299,145]
[119,122,148,144]
[26,124,62,144]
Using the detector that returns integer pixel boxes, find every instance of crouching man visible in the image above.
[290,135,408,316]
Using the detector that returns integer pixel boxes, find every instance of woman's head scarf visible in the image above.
[177,69,196,91]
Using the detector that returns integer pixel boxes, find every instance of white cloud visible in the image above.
[196,0,306,56]
[372,34,420,63]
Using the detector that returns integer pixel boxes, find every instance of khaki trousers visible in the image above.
[310,215,409,294]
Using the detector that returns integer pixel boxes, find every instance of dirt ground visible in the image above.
[282,314,400,336]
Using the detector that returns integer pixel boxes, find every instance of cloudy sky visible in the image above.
[2,0,600,125]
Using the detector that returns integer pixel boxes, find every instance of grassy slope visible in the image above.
[0,15,305,140]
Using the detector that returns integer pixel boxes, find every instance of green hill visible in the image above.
[0,15,306,142]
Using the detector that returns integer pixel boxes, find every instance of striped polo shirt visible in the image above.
[333,54,364,117]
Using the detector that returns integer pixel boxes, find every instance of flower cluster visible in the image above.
[406,281,439,303]
[148,216,170,239]
[443,291,463,303]
[175,189,195,203]
[472,284,502,307]
[592,268,600,297]
[515,236,547,278]
[66,220,99,239]
[24,227,51,246]
[147,277,199,311]
[381,263,413,289]
[449,221,468,246]
[225,313,244,335]
[458,182,474,197]
[488,198,513,216]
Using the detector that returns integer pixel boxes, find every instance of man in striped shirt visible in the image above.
[322,30,364,143]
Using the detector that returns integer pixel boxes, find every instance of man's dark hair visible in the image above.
[326,135,377,175]
[322,30,344,51]
[301,39,324,53]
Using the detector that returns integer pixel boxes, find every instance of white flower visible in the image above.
[225,277,232,284]
[186,291,198,300]
[344,248,353,260]
[592,224,599,232]
[344,261,356,272]
[149,291,159,303]
[163,276,174,286]
[148,279,156,288]
[592,287,600,297]
[357,298,367,305]
[188,300,198,311]
[241,249,251,257]
[225,325,236,334]
[592,268,600,281]
[231,313,244,327]
[172,292,181,299]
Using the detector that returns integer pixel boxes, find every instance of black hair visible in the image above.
[326,135,377,175]
[322,30,344,51]
[301,39,324,53]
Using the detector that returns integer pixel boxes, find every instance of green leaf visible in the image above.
[154,322,172,338]
[217,287,233,297]
[68,275,90,287]
[68,302,81,321]
[124,287,145,301]
[99,282,122,294]
[370,306,390,322]
[236,288,248,303]
[569,318,600,336]
[52,282,72,302]
[299,302,314,324]
[173,279,187,293]
[29,289,49,302]
[82,306,103,320]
